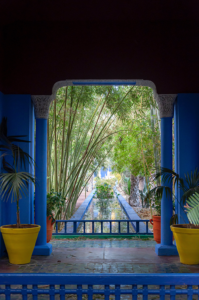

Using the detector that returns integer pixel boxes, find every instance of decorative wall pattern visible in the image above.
[157,94,177,118]
[31,95,52,119]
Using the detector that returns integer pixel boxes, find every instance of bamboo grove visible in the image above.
[47,85,160,219]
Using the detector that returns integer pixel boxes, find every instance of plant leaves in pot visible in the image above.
[0,118,40,264]
[46,189,65,242]
[171,192,199,265]
[153,167,199,264]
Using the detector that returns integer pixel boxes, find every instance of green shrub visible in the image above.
[95,183,114,199]
[47,190,65,223]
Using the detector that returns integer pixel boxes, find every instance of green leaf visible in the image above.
[186,192,199,225]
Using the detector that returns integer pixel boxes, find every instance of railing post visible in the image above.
[84,222,86,233]
[56,222,58,234]
[110,221,112,234]
[73,221,77,233]
[92,221,94,234]
[136,221,139,233]
[146,221,148,234]
[52,219,153,236]
[127,221,129,234]
[64,222,67,234]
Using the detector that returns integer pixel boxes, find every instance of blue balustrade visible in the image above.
[53,219,152,235]
[0,273,198,299]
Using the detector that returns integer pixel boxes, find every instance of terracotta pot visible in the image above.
[47,216,55,243]
[150,215,161,243]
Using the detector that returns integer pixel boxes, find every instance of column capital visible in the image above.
[31,95,52,119]
[157,94,177,118]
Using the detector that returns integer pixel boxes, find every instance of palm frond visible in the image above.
[181,169,199,204]
[145,185,172,202]
[0,172,35,203]
[154,167,184,188]
[186,192,199,225]
[2,158,15,173]
[0,117,33,170]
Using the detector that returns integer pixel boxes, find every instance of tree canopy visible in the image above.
[47,85,160,218]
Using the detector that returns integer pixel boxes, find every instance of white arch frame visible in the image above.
[50,79,159,103]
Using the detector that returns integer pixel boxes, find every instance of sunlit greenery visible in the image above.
[48,85,160,219]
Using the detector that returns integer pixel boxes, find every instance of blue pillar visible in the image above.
[174,94,199,224]
[155,95,178,256]
[32,96,52,256]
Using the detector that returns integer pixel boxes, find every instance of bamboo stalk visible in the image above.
[59,87,68,192]
[54,98,58,191]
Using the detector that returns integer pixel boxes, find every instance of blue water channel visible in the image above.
[78,195,135,234]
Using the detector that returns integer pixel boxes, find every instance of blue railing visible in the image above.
[53,219,152,235]
[0,273,198,299]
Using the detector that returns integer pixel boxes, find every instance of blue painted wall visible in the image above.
[94,166,112,178]
[0,91,4,257]
[0,93,34,257]
[174,94,199,223]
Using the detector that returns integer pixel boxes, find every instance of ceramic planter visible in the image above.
[47,216,55,243]
[150,215,161,243]
[171,224,199,264]
[0,224,40,264]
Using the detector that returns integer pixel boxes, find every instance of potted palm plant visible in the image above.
[150,167,199,264]
[47,190,65,242]
[150,196,161,243]
[0,118,40,264]
[171,192,199,264]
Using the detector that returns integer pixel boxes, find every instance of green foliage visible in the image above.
[95,198,110,216]
[154,167,199,205]
[186,193,199,226]
[94,177,117,188]
[48,85,161,219]
[48,85,138,218]
[149,167,199,224]
[47,190,66,223]
[151,196,161,216]
[95,183,114,199]
[139,185,150,208]
[0,118,35,228]
[111,87,160,178]
[121,175,131,196]
[0,172,35,203]
[139,181,161,214]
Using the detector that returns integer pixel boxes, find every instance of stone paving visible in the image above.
[1,239,199,299]
[51,239,156,248]
[1,238,199,274]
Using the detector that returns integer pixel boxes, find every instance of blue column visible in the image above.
[174,94,199,224]
[155,118,178,256]
[33,119,52,255]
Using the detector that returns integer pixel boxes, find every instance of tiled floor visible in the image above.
[1,238,199,274]
[51,239,156,248]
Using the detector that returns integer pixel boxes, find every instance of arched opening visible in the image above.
[39,79,177,259]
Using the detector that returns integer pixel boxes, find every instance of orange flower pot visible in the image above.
[150,215,161,243]
[47,216,55,243]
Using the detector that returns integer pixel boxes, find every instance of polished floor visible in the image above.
[1,238,199,274]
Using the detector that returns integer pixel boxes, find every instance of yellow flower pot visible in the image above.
[171,224,199,265]
[0,224,40,265]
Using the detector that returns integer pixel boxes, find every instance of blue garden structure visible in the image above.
[0,273,198,299]
[0,83,198,259]
[0,1,199,263]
